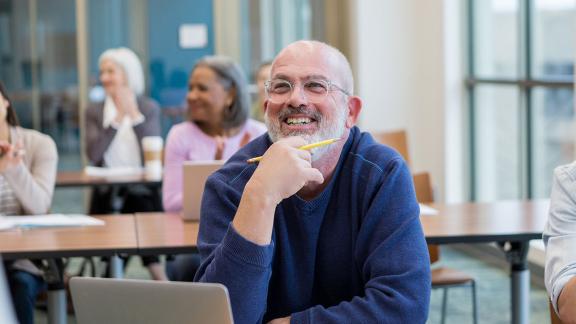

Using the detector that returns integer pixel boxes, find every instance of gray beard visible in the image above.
[265,105,348,162]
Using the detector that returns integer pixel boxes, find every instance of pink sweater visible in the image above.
[162,119,266,212]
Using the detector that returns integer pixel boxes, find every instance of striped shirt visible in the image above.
[0,175,21,215]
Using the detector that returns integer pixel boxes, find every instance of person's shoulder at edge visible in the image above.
[16,126,56,148]
[553,160,576,183]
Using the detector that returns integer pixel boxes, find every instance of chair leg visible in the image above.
[441,287,448,324]
[471,281,478,324]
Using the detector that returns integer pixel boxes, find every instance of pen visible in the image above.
[246,138,341,163]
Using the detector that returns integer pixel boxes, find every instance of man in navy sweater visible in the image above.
[195,40,431,323]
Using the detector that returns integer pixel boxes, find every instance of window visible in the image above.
[468,0,575,200]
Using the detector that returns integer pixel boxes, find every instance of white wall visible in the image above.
[351,0,467,202]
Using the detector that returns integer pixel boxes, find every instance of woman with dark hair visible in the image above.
[0,81,58,324]
[163,56,266,212]
[162,56,266,281]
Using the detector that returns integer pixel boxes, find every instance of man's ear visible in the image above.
[263,99,269,114]
[345,96,362,128]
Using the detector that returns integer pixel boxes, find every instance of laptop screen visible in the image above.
[70,277,234,324]
[182,160,225,221]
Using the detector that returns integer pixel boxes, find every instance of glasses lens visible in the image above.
[266,80,292,103]
[266,79,331,104]
[303,80,329,102]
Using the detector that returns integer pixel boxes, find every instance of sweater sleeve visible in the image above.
[292,158,431,323]
[85,103,117,166]
[195,173,275,324]
[133,98,161,140]
[4,132,58,215]
[162,126,186,212]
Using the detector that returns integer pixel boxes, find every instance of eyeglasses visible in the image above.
[265,78,350,104]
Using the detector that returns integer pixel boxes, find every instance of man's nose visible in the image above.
[285,84,308,107]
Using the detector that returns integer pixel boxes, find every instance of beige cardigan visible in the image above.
[3,127,57,275]
[3,127,58,215]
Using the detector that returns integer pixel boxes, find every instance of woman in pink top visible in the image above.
[163,56,266,212]
[163,56,266,281]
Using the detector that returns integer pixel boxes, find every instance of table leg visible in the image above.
[109,255,123,278]
[47,290,66,324]
[501,241,530,324]
[44,259,66,324]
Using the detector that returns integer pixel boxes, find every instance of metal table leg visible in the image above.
[44,259,66,324]
[109,255,123,278]
[47,290,66,324]
[501,241,530,324]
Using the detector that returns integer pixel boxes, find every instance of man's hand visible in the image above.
[232,136,324,245]
[248,136,324,205]
[0,140,24,173]
[268,316,290,324]
[558,277,576,323]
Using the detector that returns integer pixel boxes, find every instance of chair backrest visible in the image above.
[413,172,433,204]
[412,171,439,264]
[372,130,411,168]
[549,299,564,324]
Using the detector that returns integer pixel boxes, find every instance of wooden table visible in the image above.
[0,216,138,259]
[422,199,549,324]
[135,200,549,324]
[56,170,161,188]
[1,200,545,324]
[0,215,138,324]
[134,212,199,255]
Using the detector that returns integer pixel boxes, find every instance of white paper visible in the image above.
[179,24,207,48]
[0,214,105,230]
[419,204,438,216]
[84,166,143,177]
[0,218,15,231]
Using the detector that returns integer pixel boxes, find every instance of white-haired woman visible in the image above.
[85,47,166,280]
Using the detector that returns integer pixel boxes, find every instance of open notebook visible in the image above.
[0,214,104,231]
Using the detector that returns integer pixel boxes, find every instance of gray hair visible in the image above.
[194,56,250,130]
[99,47,145,96]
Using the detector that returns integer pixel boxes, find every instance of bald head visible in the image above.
[271,40,354,94]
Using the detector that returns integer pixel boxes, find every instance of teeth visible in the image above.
[286,117,312,125]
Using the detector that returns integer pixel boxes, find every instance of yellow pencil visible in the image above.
[247,138,341,163]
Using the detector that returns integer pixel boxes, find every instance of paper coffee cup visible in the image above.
[142,136,163,179]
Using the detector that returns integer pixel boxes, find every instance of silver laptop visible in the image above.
[0,256,17,324]
[70,277,234,324]
[182,160,225,221]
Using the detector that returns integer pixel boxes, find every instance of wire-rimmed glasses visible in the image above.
[265,78,350,104]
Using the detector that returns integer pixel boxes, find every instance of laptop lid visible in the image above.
[182,160,225,221]
[70,277,234,324]
[0,256,17,324]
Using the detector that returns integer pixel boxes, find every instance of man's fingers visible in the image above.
[304,168,324,184]
[295,149,312,163]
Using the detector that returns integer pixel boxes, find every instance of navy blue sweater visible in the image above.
[195,127,431,323]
